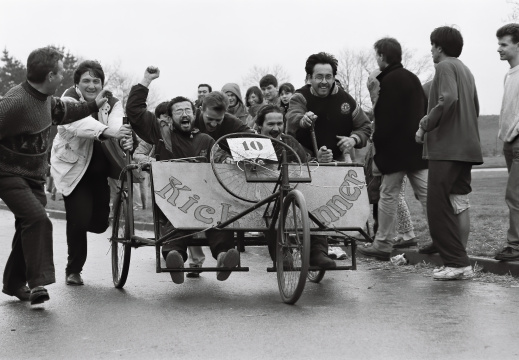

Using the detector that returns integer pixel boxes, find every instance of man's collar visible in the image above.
[309,83,338,97]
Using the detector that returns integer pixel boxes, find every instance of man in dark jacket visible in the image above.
[358,38,428,261]
[126,67,240,285]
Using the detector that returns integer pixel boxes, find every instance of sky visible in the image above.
[0,0,514,114]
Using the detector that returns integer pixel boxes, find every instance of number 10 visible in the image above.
[242,140,263,151]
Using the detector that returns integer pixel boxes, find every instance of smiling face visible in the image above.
[498,35,519,63]
[225,91,238,107]
[309,63,334,97]
[261,84,278,102]
[77,70,103,101]
[170,101,195,133]
[259,112,284,139]
[202,107,225,133]
[198,86,210,101]
[248,92,259,106]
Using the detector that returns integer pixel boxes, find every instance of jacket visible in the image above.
[51,87,123,196]
[221,83,249,124]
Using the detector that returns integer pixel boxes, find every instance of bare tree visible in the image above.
[241,64,291,90]
[104,60,162,112]
[335,46,433,112]
[507,0,519,21]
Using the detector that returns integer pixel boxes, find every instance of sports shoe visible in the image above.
[433,265,473,281]
[186,264,201,278]
[30,286,50,305]
[216,249,240,281]
[166,251,185,284]
[433,265,474,279]
[494,246,519,261]
[66,273,84,286]
[329,246,348,260]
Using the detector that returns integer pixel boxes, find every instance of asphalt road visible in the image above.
[1,210,518,360]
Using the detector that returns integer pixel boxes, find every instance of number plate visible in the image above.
[227,138,278,162]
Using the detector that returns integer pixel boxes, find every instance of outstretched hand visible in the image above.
[140,66,160,87]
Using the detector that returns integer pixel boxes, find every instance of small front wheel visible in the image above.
[111,188,133,288]
[276,190,310,304]
[307,270,326,283]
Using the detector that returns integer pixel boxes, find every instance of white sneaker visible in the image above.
[333,247,348,260]
[433,265,473,280]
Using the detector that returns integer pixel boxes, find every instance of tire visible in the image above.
[307,270,326,283]
[276,190,310,304]
[111,188,133,288]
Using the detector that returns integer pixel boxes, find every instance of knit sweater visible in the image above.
[0,81,98,181]
[499,65,519,143]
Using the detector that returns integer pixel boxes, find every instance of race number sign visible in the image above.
[227,138,278,162]
[151,163,369,231]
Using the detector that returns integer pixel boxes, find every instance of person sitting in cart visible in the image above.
[255,104,337,269]
[126,67,240,284]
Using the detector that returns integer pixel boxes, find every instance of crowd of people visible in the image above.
[1,23,519,305]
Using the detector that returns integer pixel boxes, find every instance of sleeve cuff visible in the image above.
[351,134,360,145]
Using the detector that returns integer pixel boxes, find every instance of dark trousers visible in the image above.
[427,161,471,267]
[0,176,55,289]
[267,229,328,262]
[161,230,234,262]
[63,171,110,275]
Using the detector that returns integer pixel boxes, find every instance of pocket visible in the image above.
[54,143,79,164]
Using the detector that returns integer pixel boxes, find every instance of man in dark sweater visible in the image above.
[126,67,240,285]
[358,38,428,261]
[0,47,118,305]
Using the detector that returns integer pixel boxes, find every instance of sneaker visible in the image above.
[186,264,201,278]
[166,251,185,284]
[433,266,472,281]
[331,246,348,260]
[328,247,338,259]
[66,273,84,286]
[494,246,519,261]
[30,286,50,305]
[216,249,240,281]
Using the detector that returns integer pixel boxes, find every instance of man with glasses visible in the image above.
[286,52,371,163]
[286,52,371,266]
[126,67,240,285]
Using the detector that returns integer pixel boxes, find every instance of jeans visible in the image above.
[0,176,55,290]
[188,246,206,267]
[504,137,519,249]
[372,169,428,253]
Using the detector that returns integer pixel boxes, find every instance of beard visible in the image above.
[172,116,194,134]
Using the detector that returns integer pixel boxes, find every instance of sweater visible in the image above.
[0,81,98,181]
[420,58,483,164]
[373,63,428,174]
[498,65,519,143]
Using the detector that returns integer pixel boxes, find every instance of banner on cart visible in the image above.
[151,163,370,231]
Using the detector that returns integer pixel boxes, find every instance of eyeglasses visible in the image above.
[173,108,194,116]
[313,74,334,81]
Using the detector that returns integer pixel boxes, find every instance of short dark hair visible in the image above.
[202,91,229,112]
[305,52,338,76]
[73,60,105,86]
[245,86,264,107]
[255,104,283,127]
[155,101,170,118]
[374,37,402,65]
[167,96,195,117]
[497,23,519,44]
[198,83,212,92]
[259,74,278,88]
[278,83,295,95]
[430,26,464,57]
[26,47,63,83]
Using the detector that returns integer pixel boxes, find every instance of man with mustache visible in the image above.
[126,67,239,285]
[256,104,337,269]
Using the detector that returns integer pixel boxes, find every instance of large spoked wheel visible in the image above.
[307,270,326,283]
[276,190,310,304]
[210,133,304,203]
[111,183,133,288]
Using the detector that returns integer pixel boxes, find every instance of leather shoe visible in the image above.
[495,246,519,261]
[186,265,201,278]
[418,242,439,254]
[66,273,84,286]
[30,286,50,305]
[392,238,418,249]
[2,285,30,301]
[357,245,390,261]
[309,251,337,269]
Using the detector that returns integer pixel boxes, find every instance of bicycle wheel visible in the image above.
[276,190,310,304]
[111,188,133,288]
[211,133,305,203]
[307,270,326,283]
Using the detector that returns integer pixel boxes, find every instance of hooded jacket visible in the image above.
[221,83,248,124]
